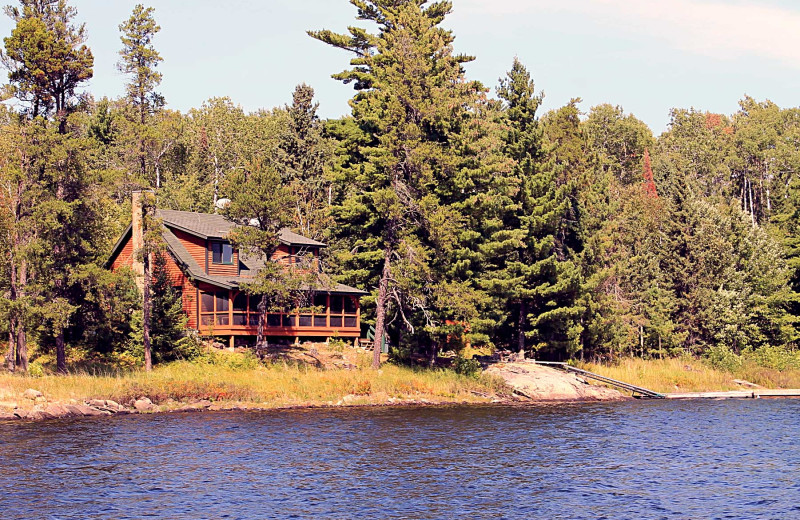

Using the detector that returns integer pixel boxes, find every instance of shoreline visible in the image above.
[0,392,633,423]
[0,360,633,422]
[5,354,800,423]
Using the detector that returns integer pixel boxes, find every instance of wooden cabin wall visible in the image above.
[172,229,207,270]
[111,236,134,270]
[207,249,239,276]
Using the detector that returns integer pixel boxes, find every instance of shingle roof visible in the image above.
[156,209,326,247]
[160,227,366,295]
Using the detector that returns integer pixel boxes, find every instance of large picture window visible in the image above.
[211,242,233,265]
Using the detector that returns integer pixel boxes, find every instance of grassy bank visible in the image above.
[0,357,507,411]
[579,356,800,394]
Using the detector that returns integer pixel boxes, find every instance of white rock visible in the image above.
[22,389,43,400]
[133,397,155,412]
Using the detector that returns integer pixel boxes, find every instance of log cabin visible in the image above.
[107,192,366,349]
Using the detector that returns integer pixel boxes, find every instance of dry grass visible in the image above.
[0,355,507,409]
[579,357,800,394]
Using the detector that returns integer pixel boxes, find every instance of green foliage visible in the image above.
[279,84,334,241]
[485,60,584,358]
[1,0,94,125]
[585,104,654,185]
[117,4,162,116]
[705,344,800,372]
[451,355,481,377]
[149,251,195,362]
[311,0,503,364]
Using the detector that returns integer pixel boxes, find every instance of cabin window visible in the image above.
[298,315,312,327]
[232,293,248,325]
[233,293,248,312]
[313,294,328,313]
[200,290,231,328]
[211,242,233,265]
[197,290,356,332]
[201,292,215,313]
[326,294,358,329]
[216,292,229,312]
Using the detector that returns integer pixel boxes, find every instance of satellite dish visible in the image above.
[215,198,231,210]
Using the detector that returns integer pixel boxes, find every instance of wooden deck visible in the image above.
[665,389,800,399]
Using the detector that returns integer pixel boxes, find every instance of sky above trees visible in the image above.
[1,0,798,133]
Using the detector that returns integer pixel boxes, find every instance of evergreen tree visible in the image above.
[0,1,100,373]
[312,0,495,367]
[117,3,164,187]
[221,158,317,347]
[279,84,333,241]
[483,59,583,357]
[149,251,189,362]
[1,0,94,131]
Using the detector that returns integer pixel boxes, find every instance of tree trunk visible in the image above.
[15,315,27,373]
[142,251,153,372]
[15,260,28,372]
[257,294,268,346]
[373,246,392,369]
[639,325,644,357]
[6,329,14,373]
[56,331,66,375]
[517,301,527,358]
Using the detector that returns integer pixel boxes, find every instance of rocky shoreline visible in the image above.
[0,362,629,423]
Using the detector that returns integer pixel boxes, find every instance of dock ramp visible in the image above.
[536,362,665,399]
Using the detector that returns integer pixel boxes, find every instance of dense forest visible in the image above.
[2,0,799,374]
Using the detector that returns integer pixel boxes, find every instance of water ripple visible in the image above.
[1,400,799,519]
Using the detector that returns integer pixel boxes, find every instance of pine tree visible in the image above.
[220,158,317,347]
[279,84,333,241]
[311,0,492,367]
[149,251,188,362]
[1,0,94,131]
[0,1,99,373]
[117,3,164,187]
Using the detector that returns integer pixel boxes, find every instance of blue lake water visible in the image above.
[1,400,799,519]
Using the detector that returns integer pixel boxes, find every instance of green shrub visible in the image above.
[28,360,45,378]
[451,355,482,377]
[703,345,743,372]
[743,345,800,371]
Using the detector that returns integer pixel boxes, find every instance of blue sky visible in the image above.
[1,0,799,134]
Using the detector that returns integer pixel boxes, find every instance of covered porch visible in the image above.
[195,285,362,343]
